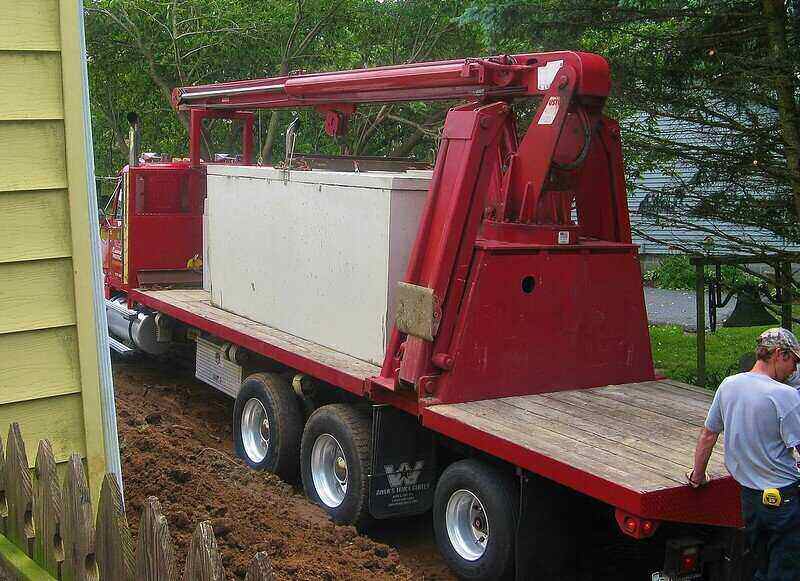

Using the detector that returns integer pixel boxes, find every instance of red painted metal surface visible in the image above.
[365,53,643,399]
[432,245,653,404]
[639,476,743,527]
[173,52,609,112]
[189,109,254,168]
[102,162,205,296]
[575,118,633,244]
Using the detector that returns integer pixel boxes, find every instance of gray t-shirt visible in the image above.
[705,372,800,490]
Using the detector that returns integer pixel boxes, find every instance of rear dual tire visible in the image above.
[434,459,517,580]
[233,383,518,579]
[233,373,303,481]
[300,404,372,530]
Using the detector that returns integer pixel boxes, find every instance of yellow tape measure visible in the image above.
[763,488,782,507]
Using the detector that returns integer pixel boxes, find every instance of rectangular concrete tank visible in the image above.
[205,165,431,365]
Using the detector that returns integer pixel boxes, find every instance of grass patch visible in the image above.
[649,324,773,389]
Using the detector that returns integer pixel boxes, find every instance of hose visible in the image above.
[552,108,592,171]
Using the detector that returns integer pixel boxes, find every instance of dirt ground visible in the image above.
[114,356,455,581]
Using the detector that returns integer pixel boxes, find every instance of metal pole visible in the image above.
[696,262,706,387]
[128,120,140,167]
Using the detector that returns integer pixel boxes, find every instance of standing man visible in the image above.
[689,328,800,581]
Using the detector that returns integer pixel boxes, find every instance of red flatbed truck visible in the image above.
[101,52,749,580]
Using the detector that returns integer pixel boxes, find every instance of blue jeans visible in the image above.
[741,486,800,581]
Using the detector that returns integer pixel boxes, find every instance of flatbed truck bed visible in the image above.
[130,287,741,529]
[424,383,740,528]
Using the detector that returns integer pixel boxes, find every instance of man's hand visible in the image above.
[685,469,708,488]
[688,427,719,489]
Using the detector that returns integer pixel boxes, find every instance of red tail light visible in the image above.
[663,538,703,577]
[680,548,699,573]
[614,509,660,539]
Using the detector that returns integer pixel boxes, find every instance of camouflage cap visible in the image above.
[757,327,800,360]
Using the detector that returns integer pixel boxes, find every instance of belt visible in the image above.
[742,481,800,506]
[742,482,800,497]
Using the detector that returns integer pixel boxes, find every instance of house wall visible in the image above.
[0,0,117,504]
[624,117,799,256]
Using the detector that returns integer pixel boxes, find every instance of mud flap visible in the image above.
[516,473,579,581]
[369,405,436,519]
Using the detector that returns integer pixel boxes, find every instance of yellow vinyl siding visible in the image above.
[0,258,76,334]
[0,1,111,501]
[0,121,67,191]
[0,0,61,51]
[0,189,71,262]
[0,327,81,404]
[0,394,87,463]
[0,52,63,120]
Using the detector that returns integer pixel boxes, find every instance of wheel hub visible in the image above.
[445,489,489,561]
[241,398,270,463]
[335,456,348,483]
[311,434,348,508]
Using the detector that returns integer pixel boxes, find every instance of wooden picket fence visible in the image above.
[0,423,275,580]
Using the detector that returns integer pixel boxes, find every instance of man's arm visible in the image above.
[688,427,720,488]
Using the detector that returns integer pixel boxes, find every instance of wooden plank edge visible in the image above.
[0,187,68,196]
[0,321,78,338]
[0,116,65,122]
[658,378,715,395]
[0,533,56,580]
[0,385,82,408]
[0,251,72,264]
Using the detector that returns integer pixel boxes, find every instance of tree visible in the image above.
[86,0,358,176]
[461,0,800,255]
[85,0,485,176]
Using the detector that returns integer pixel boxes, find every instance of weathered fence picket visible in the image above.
[5,425,34,558]
[62,454,97,581]
[136,496,177,581]
[245,552,277,581]
[0,423,277,580]
[0,435,7,536]
[95,474,134,581]
[183,521,225,581]
[33,439,63,578]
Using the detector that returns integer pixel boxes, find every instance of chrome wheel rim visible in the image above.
[241,398,270,463]
[446,489,488,561]
[311,433,348,508]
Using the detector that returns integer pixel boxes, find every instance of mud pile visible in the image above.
[114,359,415,580]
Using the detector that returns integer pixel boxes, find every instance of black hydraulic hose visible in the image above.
[552,108,592,171]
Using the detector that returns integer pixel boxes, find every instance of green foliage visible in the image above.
[643,255,697,290]
[643,254,759,290]
[460,0,800,249]
[85,0,482,180]
[650,324,770,389]
[85,0,800,257]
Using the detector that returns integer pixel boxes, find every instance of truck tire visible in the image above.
[233,372,303,480]
[300,404,372,530]
[433,459,517,581]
